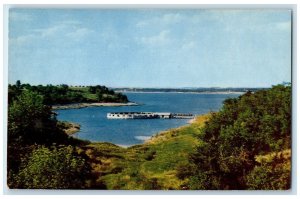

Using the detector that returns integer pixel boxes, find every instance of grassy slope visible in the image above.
[75,113,291,190]
[79,114,211,190]
[69,86,122,102]
[69,86,98,101]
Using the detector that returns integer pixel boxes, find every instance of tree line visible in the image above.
[8,80,128,105]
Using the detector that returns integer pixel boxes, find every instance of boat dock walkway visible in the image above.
[107,112,194,119]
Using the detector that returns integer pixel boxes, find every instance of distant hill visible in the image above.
[112,87,269,93]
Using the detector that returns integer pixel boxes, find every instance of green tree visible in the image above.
[8,90,68,145]
[8,81,23,104]
[16,80,21,89]
[96,90,103,101]
[189,84,291,190]
[11,146,90,189]
[88,86,97,94]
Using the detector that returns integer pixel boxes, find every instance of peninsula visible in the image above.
[8,81,132,109]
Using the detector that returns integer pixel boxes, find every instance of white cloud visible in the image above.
[275,21,291,31]
[139,30,171,46]
[241,21,292,33]
[11,20,94,45]
[66,28,94,39]
[59,20,82,25]
[33,24,67,37]
[32,20,90,38]
[161,13,184,24]
[181,41,196,50]
[9,34,36,46]
[10,12,32,21]
[136,21,148,28]
[136,13,184,28]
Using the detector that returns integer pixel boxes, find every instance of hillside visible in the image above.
[80,114,210,190]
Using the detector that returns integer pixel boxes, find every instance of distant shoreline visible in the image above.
[52,102,138,110]
[120,91,245,94]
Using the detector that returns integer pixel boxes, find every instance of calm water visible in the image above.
[56,92,240,146]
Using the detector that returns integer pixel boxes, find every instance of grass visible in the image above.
[68,87,117,102]
[69,86,89,92]
[69,86,98,101]
[80,114,211,190]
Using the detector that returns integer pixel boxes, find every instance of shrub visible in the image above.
[10,145,90,189]
[189,84,291,189]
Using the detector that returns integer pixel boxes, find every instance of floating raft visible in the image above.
[107,112,194,119]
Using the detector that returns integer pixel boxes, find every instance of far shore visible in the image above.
[52,102,138,110]
[119,91,245,95]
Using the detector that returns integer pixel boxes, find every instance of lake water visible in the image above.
[56,92,240,146]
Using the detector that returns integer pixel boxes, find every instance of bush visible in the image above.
[246,152,291,190]
[246,163,290,190]
[10,145,90,189]
[8,90,68,145]
[175,162,195,180]
[189,84,291,190]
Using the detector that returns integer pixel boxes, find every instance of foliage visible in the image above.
[245,150,291,190]
[7,81,128,189]
[175,162,196,180]
[9,145,90,189]
[7,88,88,189]
[245,163,290,190]
[8,81,129,105]
[189,84,291,190]
[8,90,68,145]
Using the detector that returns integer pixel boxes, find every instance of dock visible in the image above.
[107,112,194,119]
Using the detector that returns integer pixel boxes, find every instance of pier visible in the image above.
[107,112,194,119]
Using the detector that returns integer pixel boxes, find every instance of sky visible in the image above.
[8,9,291,88]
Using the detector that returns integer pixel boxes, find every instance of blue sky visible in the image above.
[8,9,291,88]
